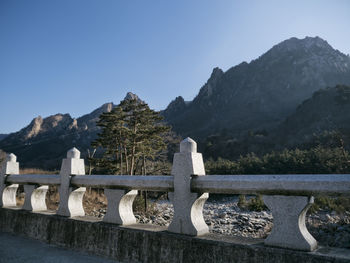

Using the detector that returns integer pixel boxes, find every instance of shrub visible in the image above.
[309,195,350,214]
[247,195,267,212]
[237,195,247,209]
[133,193,158,216]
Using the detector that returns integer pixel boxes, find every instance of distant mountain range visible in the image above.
[1,36,350,168]
[0,102,115,168]
[163,36,350,140]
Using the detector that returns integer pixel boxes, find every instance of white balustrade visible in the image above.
[1,138,350,252]
[0,153,19,207]
[168,137,209,236]
[57,147,86,217]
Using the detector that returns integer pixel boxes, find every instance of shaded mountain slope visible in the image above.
[202,85,350,160]
[275,84,350,148]
[163,37,350,140]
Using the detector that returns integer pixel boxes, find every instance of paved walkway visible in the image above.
[0,232,118,263]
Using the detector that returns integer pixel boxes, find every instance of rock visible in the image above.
[85,196,349,248]
[163,214,171,220]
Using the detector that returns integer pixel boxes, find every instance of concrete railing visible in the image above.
[1,138,350,252]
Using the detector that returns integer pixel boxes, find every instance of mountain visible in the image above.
[2,37,350,167]
[0,102,115,169]
[163,36,350,142]
[0,134,8,141]
[201,84,350,160]
[0,92,177,169]
[274,84,350,148]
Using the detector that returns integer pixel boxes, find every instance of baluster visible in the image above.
[0,153,19,207]
[263,195,317,251]
[23,185,49,211]
[57,147,86,217]
[103,189,138,225]
[168,138,209,236]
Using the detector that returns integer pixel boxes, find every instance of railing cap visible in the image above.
[6,153,17,162]
[67,147,80,159]
[180,137,197,153]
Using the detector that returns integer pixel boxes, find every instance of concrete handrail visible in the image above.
[71,175,174,191]
[5,173,350,196]
[191,174,350,196]
[1,138,349,252]
[6,174,60,185]
[5,174,173,191]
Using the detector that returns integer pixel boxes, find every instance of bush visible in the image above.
[237,194,267,212]
[309,195,350,214]
[133,193,158,216]
[247,195,267,212]
[237,195,247,209]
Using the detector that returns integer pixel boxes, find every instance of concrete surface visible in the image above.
[1,208,350,263]
[0,232,118,263]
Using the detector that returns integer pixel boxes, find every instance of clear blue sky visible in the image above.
[0,0,349,134]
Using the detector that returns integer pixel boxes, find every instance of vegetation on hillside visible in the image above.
[205,146,350,175]
[205,140,350,213]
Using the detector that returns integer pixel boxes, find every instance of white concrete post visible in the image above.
[263,195,317,251]
[103,189,138,225]
[23,185,49,211]
[0,153,19,207]
[57,148,86,217]
[168,138,209,236]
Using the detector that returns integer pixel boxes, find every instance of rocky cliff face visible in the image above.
[8,114,77,142]
[163,36,350,140]
[0,94,141,169]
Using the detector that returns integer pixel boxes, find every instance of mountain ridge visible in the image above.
[1,36,350,167]
[163,36,350,140]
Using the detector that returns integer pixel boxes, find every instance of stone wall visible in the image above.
[1,208,349,263]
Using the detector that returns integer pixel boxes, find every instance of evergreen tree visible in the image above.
[92,97,170,176]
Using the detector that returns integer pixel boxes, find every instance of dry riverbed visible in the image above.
[87,195,350,249]
[16,190,350,249]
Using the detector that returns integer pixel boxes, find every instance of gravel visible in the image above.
[87,196,350,249]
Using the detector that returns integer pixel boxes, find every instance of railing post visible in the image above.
[23,185,49,211]
[103,189,138,225]
[263,195,317,251]
[0,153,19,207]
[168,138,209,236]
[57,147,86,217]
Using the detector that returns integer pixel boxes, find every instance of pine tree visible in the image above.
[92,97,170,176]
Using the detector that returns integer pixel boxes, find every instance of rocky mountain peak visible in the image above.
[101,102,113,113]
[164,36,350,140]
[165,95,185,110]
[124,92,144,103]
[77,102,115,130]
[14,113,74,141]
[43,114,72,128]
[25,116,44,139]
[210,67,224,79]
[197,67,224,99]
[272,36,332,53]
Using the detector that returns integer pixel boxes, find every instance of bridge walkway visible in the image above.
[0,232,118,263]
